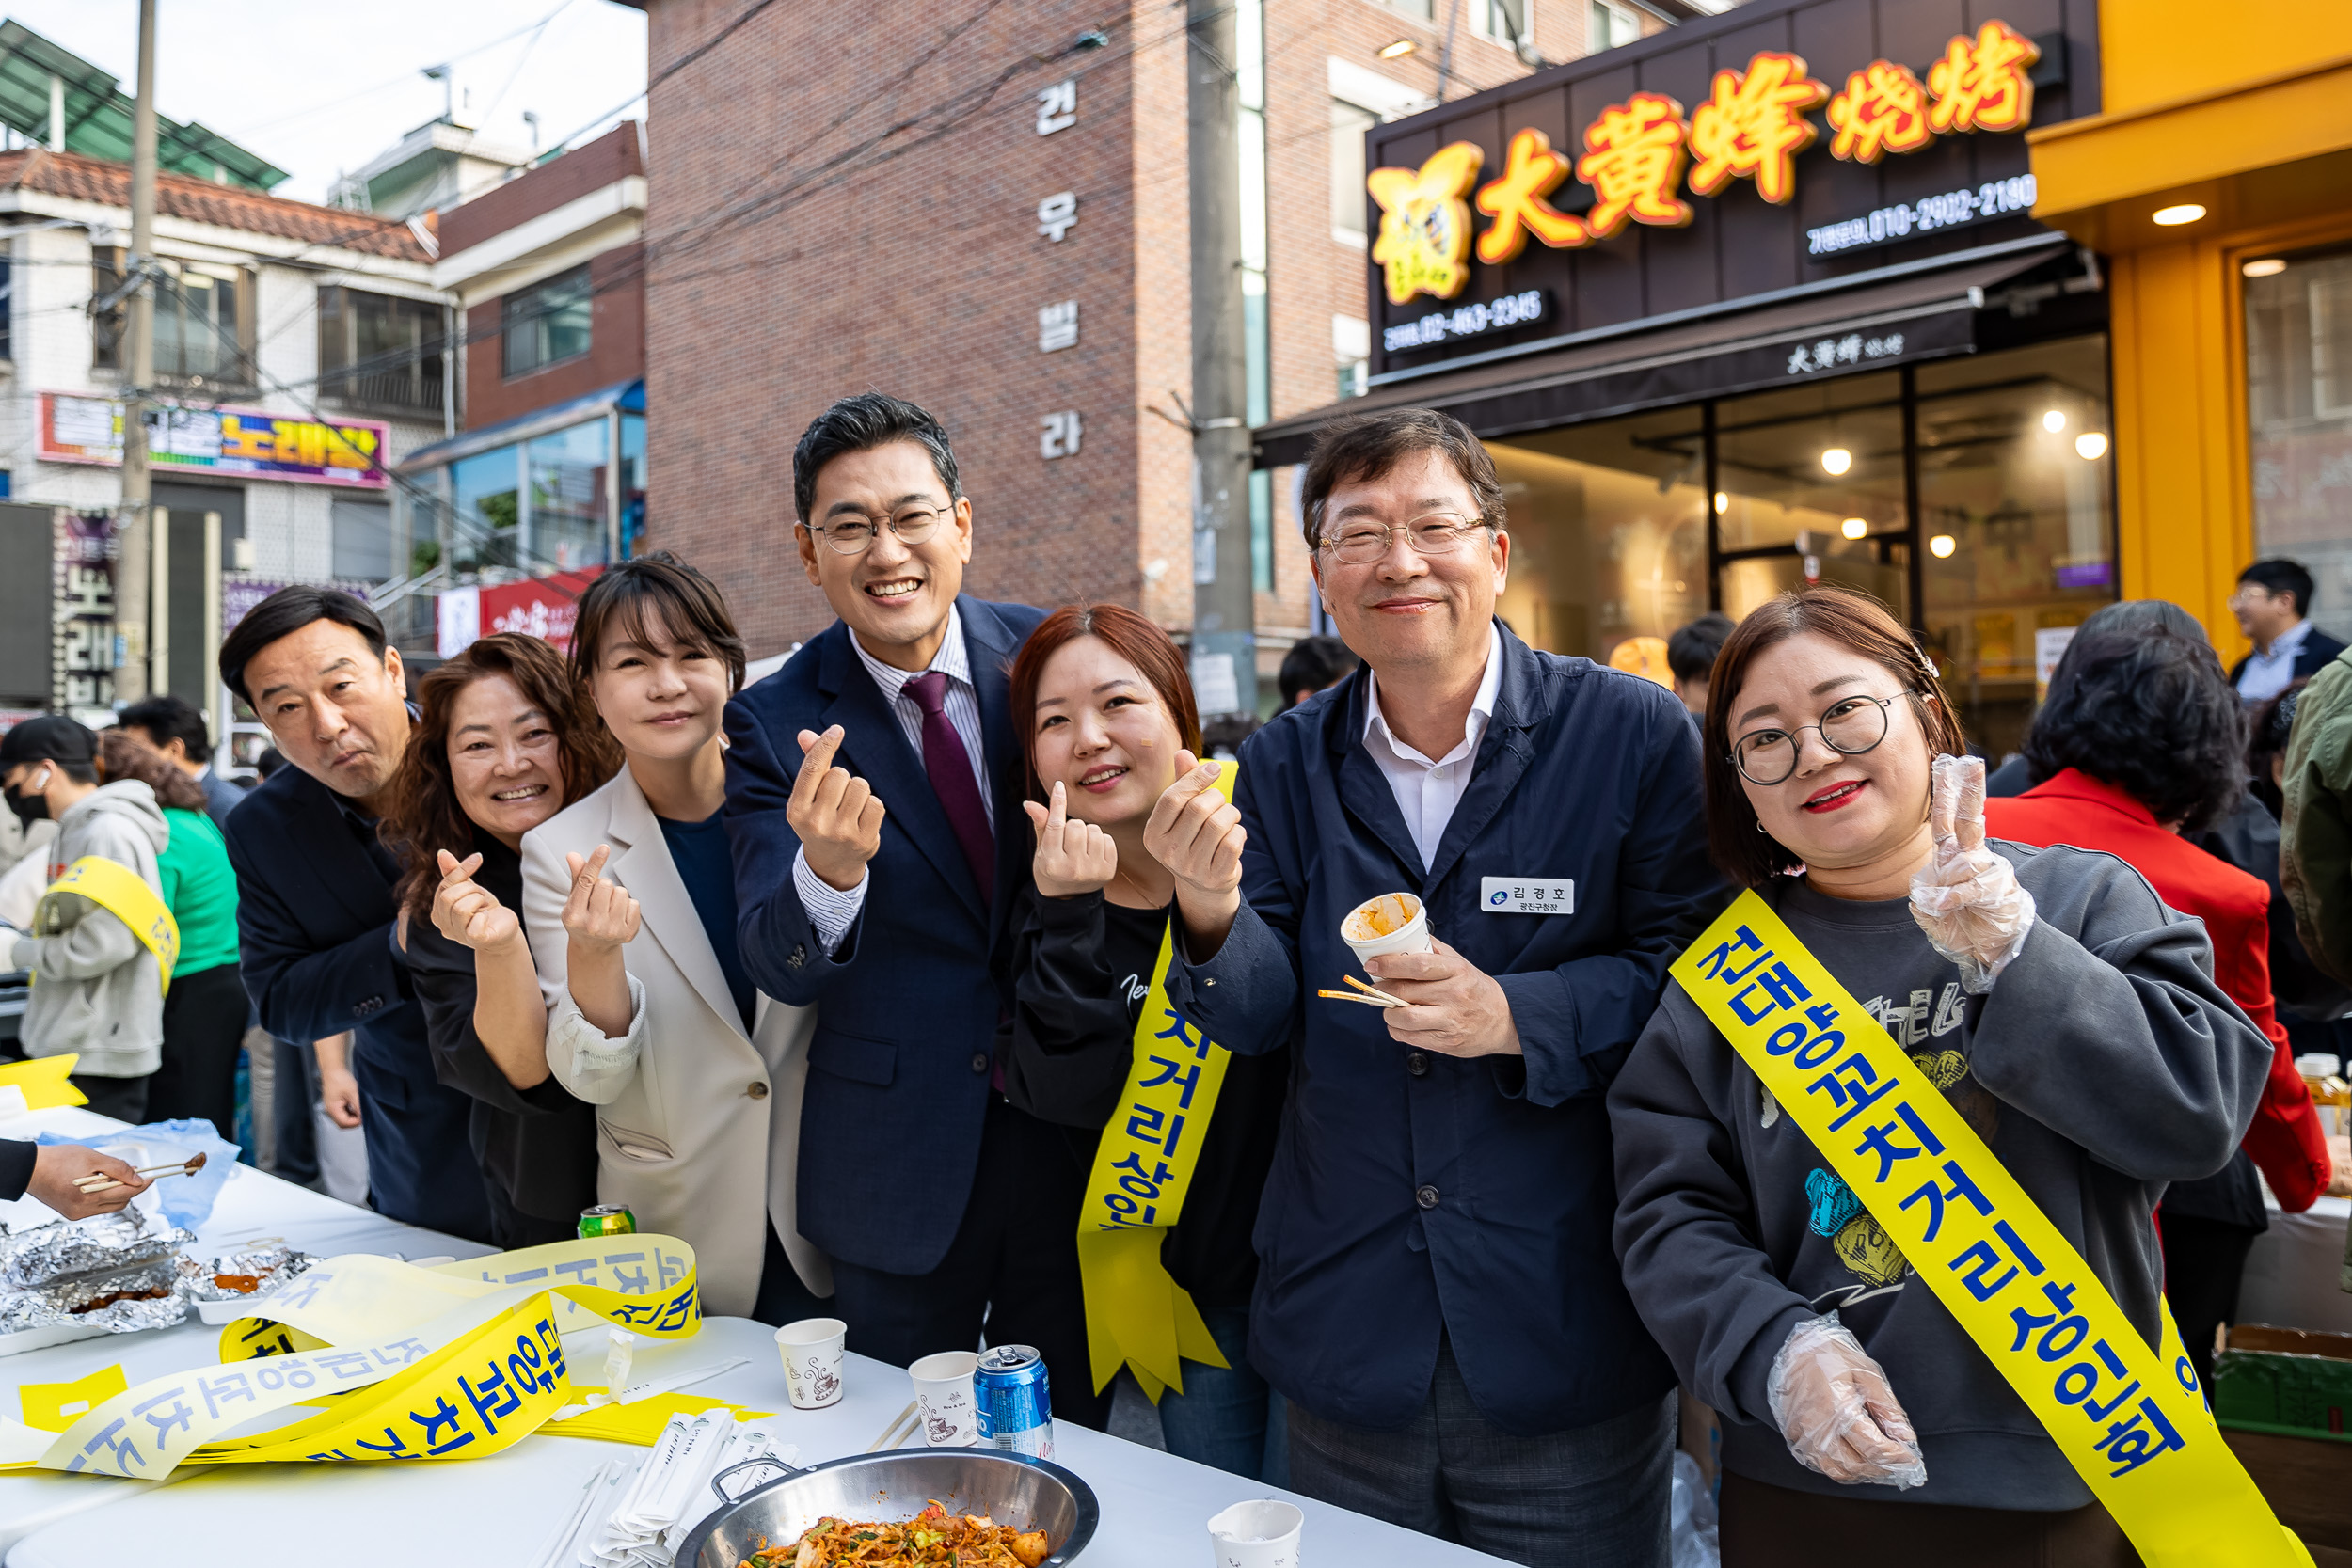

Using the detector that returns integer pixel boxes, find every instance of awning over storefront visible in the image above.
[396,378,644,475]
[1252,234,2074,470]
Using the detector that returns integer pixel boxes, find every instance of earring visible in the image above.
[1756,821,1772,833]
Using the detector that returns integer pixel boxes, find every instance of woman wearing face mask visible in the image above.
[1607,587,2271,1566]
[520,554,832,1323]
[379,633,623,1249]
[1000,603,1289,1481]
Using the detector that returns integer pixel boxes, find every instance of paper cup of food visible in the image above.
[908,1349,981,1447]
[775,1316,847,1409]
[1207,1499,1304,1568]
[1341,891,1431,968]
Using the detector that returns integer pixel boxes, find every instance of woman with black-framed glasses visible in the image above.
[1606,585,2269,1567]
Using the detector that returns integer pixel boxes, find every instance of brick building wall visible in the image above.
[462,241,646,430]
[636,0,1649,659]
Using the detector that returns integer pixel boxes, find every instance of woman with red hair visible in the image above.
[1002,602,1288,1482]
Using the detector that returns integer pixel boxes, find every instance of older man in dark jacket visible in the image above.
[1149,409,1726,1567]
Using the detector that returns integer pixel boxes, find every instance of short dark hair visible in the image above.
[568,551,748,695]
[791,392,962,524]
[1667,612,1735,683]
[1703,587,1965,886]
[1299,407,1506,550]
[2239,558,2316,618]
[218,586,389,705]
[2022,629,2247,835]
[117,693,210,758]
[1276,635,1358,710]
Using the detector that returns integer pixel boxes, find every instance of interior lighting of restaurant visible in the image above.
[1840,517,1868,539]
[2152,203,2207,226]
[1377,37,1417,58]
[2243,258,2288,277]
[1820,447,1852,476]
[2042,409,2067,433]
[2075,432,2109,461]
[1930,534,1958,558]
[1714,491,1728,514]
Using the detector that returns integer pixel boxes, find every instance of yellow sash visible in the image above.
[8,1234,702,1477]
[34,855,179,995]
[1673,891,2310,1568]
[1073,762,1239,1402]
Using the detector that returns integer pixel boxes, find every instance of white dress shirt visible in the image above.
[2236,616,2312,704]
[1362,625,1503,872]
[794,604,993,953]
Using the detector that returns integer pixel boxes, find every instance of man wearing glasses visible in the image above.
[1151,408,1725,1563]
[721,393,1104,1423]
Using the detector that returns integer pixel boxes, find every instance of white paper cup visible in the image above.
[908,1350,980,1447]
[1207,1499,1304,1568]
[775,1317,847,1409]
[1341,891,1431,968]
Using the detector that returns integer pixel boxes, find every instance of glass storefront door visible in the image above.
[2246,243,2352,647]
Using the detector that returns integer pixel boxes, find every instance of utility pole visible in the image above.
[114,0,159,705]
[1186,0,1256,721]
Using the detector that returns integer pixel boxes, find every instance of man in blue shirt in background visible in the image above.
[1149,408,1725,1566]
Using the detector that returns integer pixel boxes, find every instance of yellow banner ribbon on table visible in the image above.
[11,1233,700,1478]
[1672,892,2311,1568]
[1073,763,1238,1402]
[35,856,179,995]
[0,1053,86,1109]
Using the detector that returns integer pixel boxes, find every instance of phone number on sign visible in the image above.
[1806,176,2039,257]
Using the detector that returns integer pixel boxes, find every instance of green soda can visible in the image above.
[577,1204,637,1240]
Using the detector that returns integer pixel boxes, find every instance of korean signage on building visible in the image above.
[437,568,603,657]
[53,510,115,713]
[38,392,389,490]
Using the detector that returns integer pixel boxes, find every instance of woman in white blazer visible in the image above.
[520,554,831,1322]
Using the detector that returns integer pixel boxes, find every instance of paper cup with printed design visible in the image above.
[1207,1499,1304,1568]
[775,1317,847,1409]
[1341,891,1432,969]
[908,1350,980,1447]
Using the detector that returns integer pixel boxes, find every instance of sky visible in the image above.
[11,0,648,205]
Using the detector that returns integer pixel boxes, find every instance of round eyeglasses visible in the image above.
[1730,691,1912,785]
[1315,512,1492,565]
[801,503,954,556]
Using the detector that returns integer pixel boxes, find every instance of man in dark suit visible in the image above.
[723,394,1108,1425]
[2230,557,2346,704]
[215,588,491,1243]
[1150,409,1724,1565]
[118,693,246,832]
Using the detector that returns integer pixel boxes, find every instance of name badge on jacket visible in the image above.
[1481,878,1574,915]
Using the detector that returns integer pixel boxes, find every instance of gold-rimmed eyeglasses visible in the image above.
[1315,511,1493,565]
[800,502,956,556]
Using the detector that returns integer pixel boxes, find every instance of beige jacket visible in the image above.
[521,768,830,1317]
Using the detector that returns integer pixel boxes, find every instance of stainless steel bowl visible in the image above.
[671,1449,1100,1568]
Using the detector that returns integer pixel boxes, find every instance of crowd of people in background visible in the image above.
[5,392,2351,1568]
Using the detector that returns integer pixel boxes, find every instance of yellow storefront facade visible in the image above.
[2031,1,2352,661]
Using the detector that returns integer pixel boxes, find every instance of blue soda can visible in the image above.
[975,1344,1055,1460]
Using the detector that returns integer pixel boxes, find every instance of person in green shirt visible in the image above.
[98,728,243,1133]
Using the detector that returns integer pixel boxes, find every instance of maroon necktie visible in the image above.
[905,670,994,906]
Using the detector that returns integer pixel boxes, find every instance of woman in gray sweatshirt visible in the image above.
[1608,587,2270,1568]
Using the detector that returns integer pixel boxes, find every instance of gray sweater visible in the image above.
[17,781,171,1079]
[1609,842,2270,1511]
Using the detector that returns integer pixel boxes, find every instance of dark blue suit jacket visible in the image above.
[1162,626,1727,1434]
[223,765,492,1243]
[723,596,1046,1275]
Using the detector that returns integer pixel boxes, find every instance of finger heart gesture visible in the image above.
[431,847,520,952]
[563,844,643,953]
[1142,750,1247,899]
[1025,781,1117,898]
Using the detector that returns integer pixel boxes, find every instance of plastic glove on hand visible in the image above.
[1909,753,2036,993]
[1767,1313,1929,1489]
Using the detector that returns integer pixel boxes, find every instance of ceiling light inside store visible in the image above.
[2152,203,2206,226]
[1820,448,1852,476]
[2075,432,2108,460]
[1841,517,1867,539]
[1377,37,1417,57]
[1930,534,1958,559]
[2042,409,2067,433]
[1714,491,1727,514]
[2243,258,2288,277]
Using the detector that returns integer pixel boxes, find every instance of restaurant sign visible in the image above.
[38,391,389,489]
[1370,21,2041,306]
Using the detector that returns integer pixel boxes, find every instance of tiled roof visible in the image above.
[0,149,433,262]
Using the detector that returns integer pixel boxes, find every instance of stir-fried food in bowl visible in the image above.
[750,1501,1052,1568]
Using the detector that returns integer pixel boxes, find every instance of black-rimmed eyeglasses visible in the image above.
[1729,691,1913,785]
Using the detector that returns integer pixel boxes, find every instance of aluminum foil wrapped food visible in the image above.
[178,1241,314,1303]
[0,1209,193,1290]
[0,1209,199,1337]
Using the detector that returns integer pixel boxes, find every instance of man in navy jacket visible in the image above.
[218,588,491,1243]
[1148,409,1725,1565]
[723,394,1105,1425]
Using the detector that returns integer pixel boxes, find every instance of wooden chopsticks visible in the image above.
[1317,974,1408,1009]
[72,1152,207,1195]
